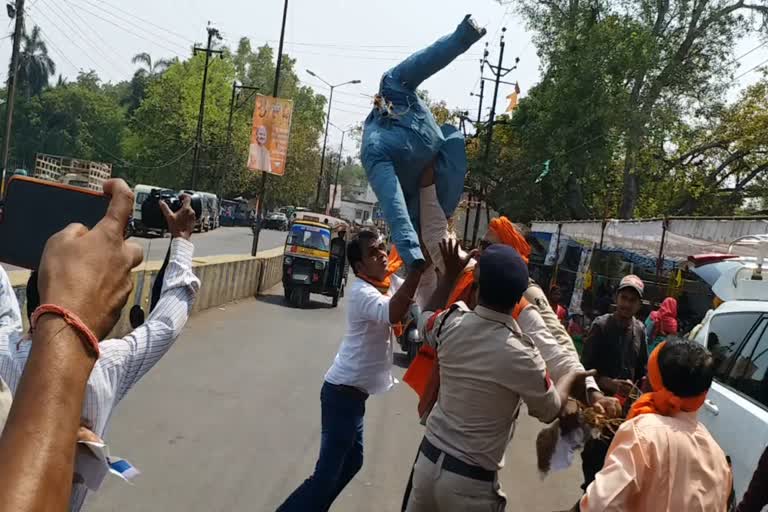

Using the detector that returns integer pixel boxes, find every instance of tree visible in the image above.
[9,71,127,171]
[659,79,768,215]
[125,38,327,205]
[15,25,55,98]
[131,52,175,77]
[518,0,768,218]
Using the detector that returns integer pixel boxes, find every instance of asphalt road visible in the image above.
[131,227,288,262]
[1,227,288,271]
[86,286,583,512]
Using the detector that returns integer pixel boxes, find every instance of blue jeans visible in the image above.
[277,382,367,512]
[361,15,484,267]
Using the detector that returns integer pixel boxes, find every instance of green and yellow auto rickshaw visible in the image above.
[282,220,347,308]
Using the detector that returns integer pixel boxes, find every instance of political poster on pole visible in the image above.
[247,95,293,177]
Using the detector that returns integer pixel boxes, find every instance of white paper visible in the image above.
[75,441,140,491]
[549,427,587,473]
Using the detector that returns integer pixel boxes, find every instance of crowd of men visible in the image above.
[0,176,745,512]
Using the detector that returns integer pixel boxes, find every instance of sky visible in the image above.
[4,0,766,160]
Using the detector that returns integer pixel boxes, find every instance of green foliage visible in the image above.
[482,0,768,220]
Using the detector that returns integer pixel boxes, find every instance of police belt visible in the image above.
[419,437,496,482]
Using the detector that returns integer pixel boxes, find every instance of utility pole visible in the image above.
[465,50,487,246]
[191,23,222,190]
[328,128,347,215]
[220,80,259,198]
[252,0,289,257]
[471,28,519,246]
[0,0,25,198]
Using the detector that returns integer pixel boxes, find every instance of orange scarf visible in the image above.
[447,266,476,306]
[358,246,405,336]
[627,341,707,420]
[488,216,531,263]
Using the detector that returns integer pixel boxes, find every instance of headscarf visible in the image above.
[627,341,707,420]
[650,297,678,338]
[488,216,531,264]
[445,217,530,306]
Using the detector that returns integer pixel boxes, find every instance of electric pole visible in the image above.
[191,23,222,190]
[219,80,259,198]
[465,46,488,245]
[252,0,289,257]
[471,28,519,246]
[0,0,25,198]
[328,128,347,215]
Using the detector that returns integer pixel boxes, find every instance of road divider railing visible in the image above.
[8,247,285,336]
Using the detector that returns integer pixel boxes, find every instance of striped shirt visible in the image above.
[0,238,200,511]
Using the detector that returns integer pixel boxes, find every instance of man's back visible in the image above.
[424,304,561,471]
[583,412,731,511]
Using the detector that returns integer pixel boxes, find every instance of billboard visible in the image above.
[247,95,294,176]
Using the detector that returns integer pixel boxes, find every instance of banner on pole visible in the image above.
[248,95,294,176]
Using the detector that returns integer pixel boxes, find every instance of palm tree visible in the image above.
[131,52,175,77]
[12,25,56,97]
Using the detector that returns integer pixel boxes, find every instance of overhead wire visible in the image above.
[41,0,131,76]
[25,12,81,72]
[34,0,126,78]
[83,0,190,43]
[71,0,190,54]
[64,0,188,58]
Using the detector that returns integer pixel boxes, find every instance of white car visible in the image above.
[689,236,768,502]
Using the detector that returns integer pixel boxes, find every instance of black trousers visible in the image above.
[581,438,610,491]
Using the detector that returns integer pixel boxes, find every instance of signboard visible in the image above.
[247,95,294,176]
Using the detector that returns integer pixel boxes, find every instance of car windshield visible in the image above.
[288,224,330,251]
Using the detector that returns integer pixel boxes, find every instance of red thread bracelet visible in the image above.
[31,305,100,358]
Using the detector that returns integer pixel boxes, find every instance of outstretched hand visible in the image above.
[439,238,476,281]
[160,194,196,240]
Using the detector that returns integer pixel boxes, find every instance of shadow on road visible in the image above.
[257,292,335,311]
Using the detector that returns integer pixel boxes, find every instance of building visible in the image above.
[329,183,379,226]
[34,153,112,191]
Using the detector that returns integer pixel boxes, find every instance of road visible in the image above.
[1,227,288,271]
[131,227,288,262]
[86,286,583,512]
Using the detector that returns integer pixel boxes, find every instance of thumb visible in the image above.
[581,369,598,379]
[159,199,173,220]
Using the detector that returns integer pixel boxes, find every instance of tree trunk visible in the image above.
[565,173,592,219]
[619,124,643,218]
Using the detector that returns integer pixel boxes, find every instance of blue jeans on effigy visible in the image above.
[276,382,367,512]
[362,15,484,267]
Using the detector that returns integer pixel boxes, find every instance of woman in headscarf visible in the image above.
[645,297,678,354]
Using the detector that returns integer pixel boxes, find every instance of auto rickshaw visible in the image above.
[282,219,347,307]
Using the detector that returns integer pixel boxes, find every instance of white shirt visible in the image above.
[0,263,20,430]
[325,275,403,395]
[0,238,200,512]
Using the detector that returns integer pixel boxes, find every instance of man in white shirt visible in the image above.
[0,196,200,512]
[277,230,424,512]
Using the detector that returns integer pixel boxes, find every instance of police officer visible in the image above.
[405,241,593,511]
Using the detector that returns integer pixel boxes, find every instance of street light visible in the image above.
[306,68,361,210]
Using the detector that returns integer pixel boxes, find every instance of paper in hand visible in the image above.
[75,441,141,491]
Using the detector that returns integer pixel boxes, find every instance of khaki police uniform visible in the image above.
[406,302,562,512]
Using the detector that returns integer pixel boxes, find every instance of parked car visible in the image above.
[688,235,768,503]
[264,211,289,231]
